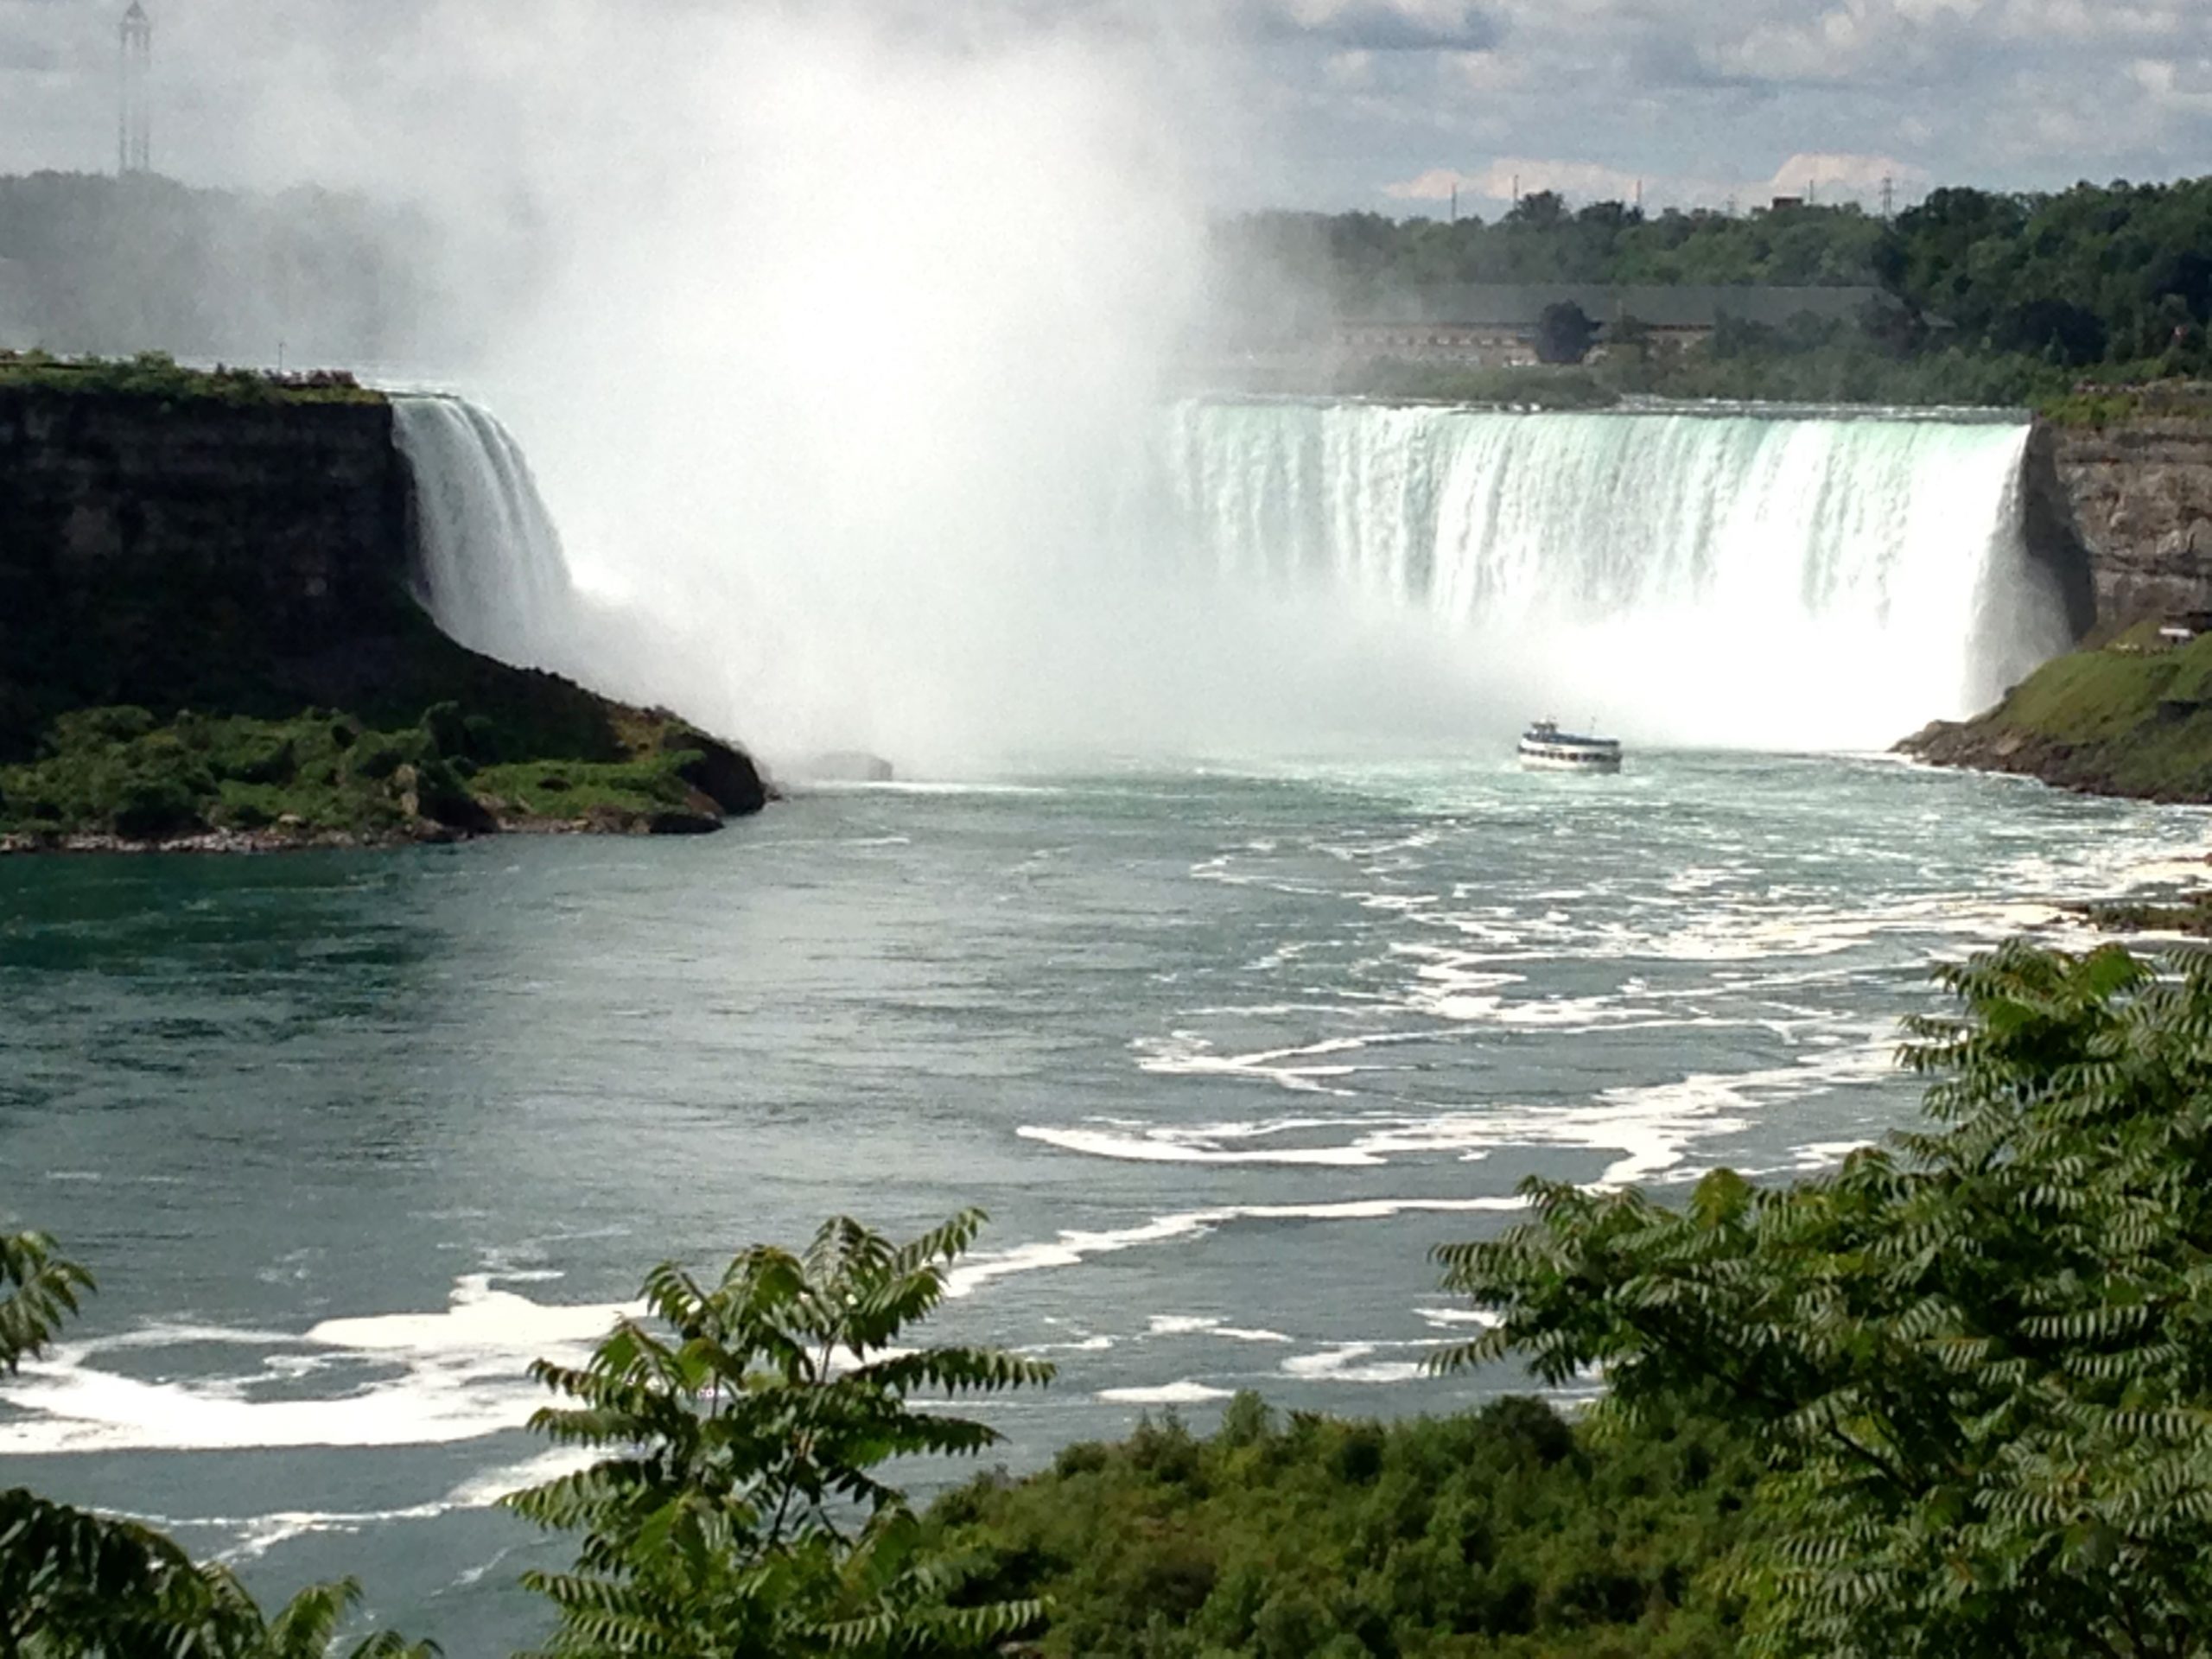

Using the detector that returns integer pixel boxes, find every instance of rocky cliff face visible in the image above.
[0,388,410,756]
[2028,419,2212,628]
[0,384,769,838]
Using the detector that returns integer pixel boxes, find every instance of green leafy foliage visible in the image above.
[1436,941,2212,1658]
[927,1392,1752,1658]
[0,1230,92,1372]
[0,1227,434,1657]
[1217,178,2212,408]
[0,351,381,406]
[0,701,708,843]
[1534,302,1599,366]
[504,1210,1057,1657]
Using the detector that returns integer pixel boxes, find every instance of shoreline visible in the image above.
[0,803,734,858]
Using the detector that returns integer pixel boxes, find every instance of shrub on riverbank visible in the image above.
[926,1395,1751,1657]
[1441,942,2212,1659]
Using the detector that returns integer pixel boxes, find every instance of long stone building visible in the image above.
[1335,284,1896,366]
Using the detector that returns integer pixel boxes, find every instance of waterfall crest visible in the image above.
[391,395,575,672]
[1160,400,2069,750]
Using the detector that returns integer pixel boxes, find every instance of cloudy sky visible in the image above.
[3,0,2209,216]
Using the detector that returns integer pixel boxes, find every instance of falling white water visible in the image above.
[1159,400,2072,751]
[391,395,576,671]
[385,389,2074,763]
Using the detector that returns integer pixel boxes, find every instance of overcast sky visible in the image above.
[3,0,2209,216]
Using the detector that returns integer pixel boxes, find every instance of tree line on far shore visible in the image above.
[12,938,2212,1655]
[1216,177,2212,410]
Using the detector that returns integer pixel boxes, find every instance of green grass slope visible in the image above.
[1902,623,2212,800]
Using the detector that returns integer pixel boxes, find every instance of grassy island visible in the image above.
[1901,620,2212,801]
[0,693,756,853]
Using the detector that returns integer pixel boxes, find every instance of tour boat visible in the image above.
[1517,719,1623,773]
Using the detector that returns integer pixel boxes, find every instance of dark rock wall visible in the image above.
[2027,419,2212,629]
[0,390,408,757]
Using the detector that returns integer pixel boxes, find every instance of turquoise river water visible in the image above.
[1,752,2205,1647]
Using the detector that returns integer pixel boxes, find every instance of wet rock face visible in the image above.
[664,727,770,817]
[2032,419,2212,627]
[0,390,408,757]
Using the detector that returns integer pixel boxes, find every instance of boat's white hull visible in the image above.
[1518,745,1623,773]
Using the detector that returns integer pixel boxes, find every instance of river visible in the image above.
[1,749,2202,1646]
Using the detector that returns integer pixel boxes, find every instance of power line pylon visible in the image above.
[118,3,151,176]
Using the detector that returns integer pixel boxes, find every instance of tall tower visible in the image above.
[118,3,151,176]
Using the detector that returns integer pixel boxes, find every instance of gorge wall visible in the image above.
[0,387,411,757]
[2028,418,2212,629]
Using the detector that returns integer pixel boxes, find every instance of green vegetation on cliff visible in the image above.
[1902,621,2212,799]
[0,696,742,847]
[0,350,383,405]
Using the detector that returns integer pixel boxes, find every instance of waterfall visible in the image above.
[385,388,2075,761]
[391,395,575,672]
[1159,399,2070,751]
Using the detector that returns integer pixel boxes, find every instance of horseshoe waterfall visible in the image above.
[382,391,2077,760]
[1158,399,2072,752]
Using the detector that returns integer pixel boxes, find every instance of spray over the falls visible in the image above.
[391,391,2074,764]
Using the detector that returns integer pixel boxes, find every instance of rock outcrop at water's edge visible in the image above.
[1897,622,2212,804]
[0,372,768,851]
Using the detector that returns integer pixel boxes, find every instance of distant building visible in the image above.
[1332,284,1896,366]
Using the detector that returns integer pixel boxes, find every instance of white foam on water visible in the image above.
[1279,1341,1446,1386]
[201,1503,454,1564]
[1020,1126,1375,1166]
[158,1446,607,1564]
[1414,1306,1501,1331]
[944,1196,1529,1300]
[441,1446,608,1510]
[1097,1381,1236,1405]
[0,1278,634,1456]
[1027,1022,1896,1191]
[1147,1316,1292,1344]
[1130,1028,1459,1096]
